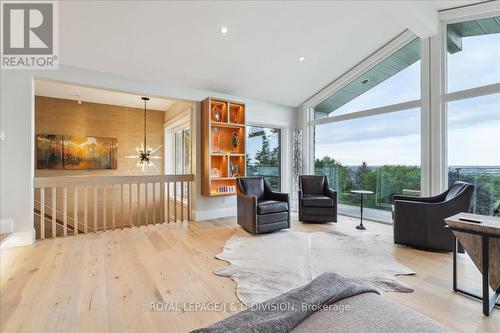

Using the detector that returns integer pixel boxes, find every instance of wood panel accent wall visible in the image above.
[35,96,165,176]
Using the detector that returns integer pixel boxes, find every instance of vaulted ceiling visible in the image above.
[58,1,481,107]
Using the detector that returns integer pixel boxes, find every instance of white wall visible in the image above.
[0,65,296,242]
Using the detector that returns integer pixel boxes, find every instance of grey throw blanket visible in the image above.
[191,272,379,333]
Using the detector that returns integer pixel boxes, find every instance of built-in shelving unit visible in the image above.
[201,97,246,196]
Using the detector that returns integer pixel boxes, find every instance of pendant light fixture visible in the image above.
[126,97,162,173]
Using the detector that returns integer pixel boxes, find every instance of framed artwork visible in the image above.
[36,134,118,170]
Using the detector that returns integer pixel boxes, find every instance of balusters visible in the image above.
[34,175,193,240]
[94,185,98,232]
[128,183,132,227]
[174,181,177,222]
[52,187,57,238]
[152,183,156,224]
[180,181,184,221]
[112,184,116,230]
[167,181,171,223]
[40,188,45,240]
[84,186,88,233]
[160,182,164,223]
[74,187,78,235]
[145,183,149,226]
[187,182,191,221]
[103,185,107,231]
[137,183,140,226]
[120,184,124,229]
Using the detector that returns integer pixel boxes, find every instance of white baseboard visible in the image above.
[0,219,14,233]
[193,206,236,221]
[7,229,35,248]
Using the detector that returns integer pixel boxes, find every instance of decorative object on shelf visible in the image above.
[210,168,222,178]
[36,134,118,170]
[231,109,239,124]
[125,97,162,173]
[213,128,221,152]
[291,129,303,211]
[229,162,239,177]
[213,105,222,122]
[231,131,239,149]
[217,185,235,193]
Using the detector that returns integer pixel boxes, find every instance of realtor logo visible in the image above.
[1,1,58,69]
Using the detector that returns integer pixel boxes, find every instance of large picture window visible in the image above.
[311,37,421,223]
[246,126,281,191]
[446,16,500,215]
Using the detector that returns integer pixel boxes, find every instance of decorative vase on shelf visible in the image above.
[213,105,222,122]
[213,128,221,152]
[231,131,238,150]
[229,162,239,177]
[231,110,239,124]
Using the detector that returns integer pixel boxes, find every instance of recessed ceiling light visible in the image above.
[220,26,228,34]
[298,56,305,62]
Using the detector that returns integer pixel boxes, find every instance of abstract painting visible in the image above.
[37,134,118,170]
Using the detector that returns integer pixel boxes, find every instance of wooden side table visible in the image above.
[445,213,500,316]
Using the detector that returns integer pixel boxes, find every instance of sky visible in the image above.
[314,32,500,167]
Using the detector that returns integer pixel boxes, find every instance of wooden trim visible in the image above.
[34,174,194,188]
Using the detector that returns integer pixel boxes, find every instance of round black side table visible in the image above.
[351,190,374,230]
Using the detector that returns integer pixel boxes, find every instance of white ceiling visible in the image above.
[58,0,481,107]
[35,80,177,111]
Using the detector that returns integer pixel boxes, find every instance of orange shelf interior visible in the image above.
[210,155,228,178]
[210,178,236,195]
[203,97,246,197]
[210,100,227,123]
[229,155,245,178]
[229,103,245,125]
[211,126,245,154]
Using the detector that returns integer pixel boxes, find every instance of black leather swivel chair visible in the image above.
[298,175,337,223]
[236,177,290,234]
[393,181,474,252]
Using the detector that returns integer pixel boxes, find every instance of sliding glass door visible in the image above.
[246,126,281,191]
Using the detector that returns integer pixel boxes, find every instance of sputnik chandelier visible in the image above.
[126,97,162,173]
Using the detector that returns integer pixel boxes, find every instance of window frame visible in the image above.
[440,11,500,189]
[246,124,283,191]
[302,2,500,200]
[246,121,288,192]
[303,30,427,194]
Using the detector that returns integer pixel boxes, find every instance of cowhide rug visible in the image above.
[215,230,415,305]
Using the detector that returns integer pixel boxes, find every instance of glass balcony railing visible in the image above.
[315,165,420,212]
[315,164,500,223]
[448,167,500,216]
[247,165,280,191]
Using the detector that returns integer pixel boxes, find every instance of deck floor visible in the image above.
[1,214,499,332]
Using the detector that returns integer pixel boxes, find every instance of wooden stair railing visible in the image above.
[33,174,194,240]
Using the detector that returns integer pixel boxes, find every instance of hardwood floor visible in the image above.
[1,215,499,332]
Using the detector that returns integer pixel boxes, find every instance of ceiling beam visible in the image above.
[382,1,439,38]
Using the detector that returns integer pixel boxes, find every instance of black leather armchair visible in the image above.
[299,175,337,223]
[393,181,474,252]
[236,177,290,234]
